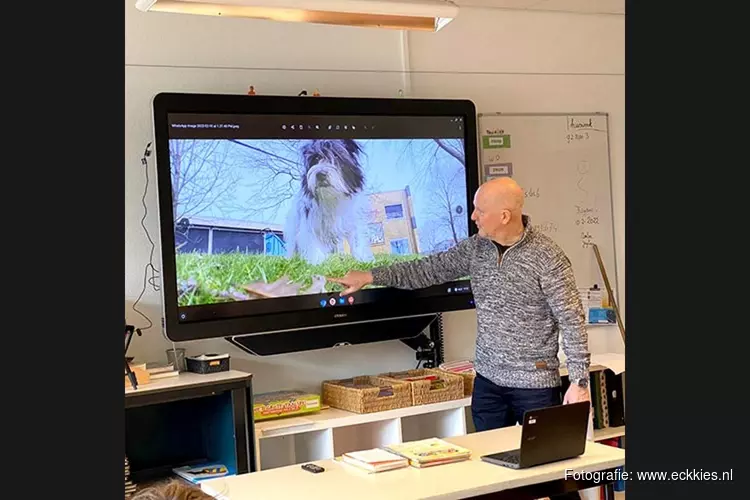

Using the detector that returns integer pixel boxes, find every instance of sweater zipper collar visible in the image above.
[495,215,531,266]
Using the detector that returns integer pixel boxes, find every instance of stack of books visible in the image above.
[124,456,136,498]
[146,362,179,380]
[340,448,409,473]
[337,438,471,472]
[172,463,230,484]
[384,438,471,468]
[439,359,475,375]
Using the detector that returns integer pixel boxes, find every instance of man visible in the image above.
[329,177,590,463]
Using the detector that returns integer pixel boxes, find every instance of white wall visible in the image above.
[125,1,416,393]
[125,2,624,394]
[407,7,626,361]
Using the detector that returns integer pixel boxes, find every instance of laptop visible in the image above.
[480,401,590,469]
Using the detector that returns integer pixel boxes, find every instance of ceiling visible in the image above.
[453,0,624,15]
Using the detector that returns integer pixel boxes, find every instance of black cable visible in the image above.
[434,312,445,367]
[131,142,160,330]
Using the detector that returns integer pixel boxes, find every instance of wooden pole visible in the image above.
[592,244,625,344]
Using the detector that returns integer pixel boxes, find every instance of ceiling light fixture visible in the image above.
[135,0,459,31]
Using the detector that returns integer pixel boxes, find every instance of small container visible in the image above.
[186,353,230,374]
[377,368,464,406]
[588,284,603,309]
[166,348,187,372]
[322,376,412,414]
[588,307,616,324]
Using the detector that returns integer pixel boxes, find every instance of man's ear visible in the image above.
[502,209,512,223]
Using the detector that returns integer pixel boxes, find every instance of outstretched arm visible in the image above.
[372,236,476,290]
[329,236,476,295]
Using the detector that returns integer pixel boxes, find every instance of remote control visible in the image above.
[301,463,325,473]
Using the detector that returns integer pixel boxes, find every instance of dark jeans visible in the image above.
[471,373,581,500]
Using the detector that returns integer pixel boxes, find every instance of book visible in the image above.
[597,371,610,428]
[384,438,471,468]
[386,373,447,390]
[145,362,179,379]
[591,372,603,429]
[604,370,625,427]
[150,371,179,380]
[125,455,136,498]
[125,364,150,387]
[146,362,176,374]
[172,463,229,484]
[439,359,475,374]
[340,448,409,473]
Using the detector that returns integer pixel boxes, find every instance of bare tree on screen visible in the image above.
[170,140,240,222]
[395,139,467,250]
[222,139,306,221]
[434,138,465,166]
[425,165,468,245]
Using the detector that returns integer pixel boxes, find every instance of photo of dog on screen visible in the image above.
[169,136,468,305]
[284,139,374,266]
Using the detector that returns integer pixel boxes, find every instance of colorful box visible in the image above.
[253,390,321,421]
[589,307,616,324]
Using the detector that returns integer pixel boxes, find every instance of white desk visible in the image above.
[125,370,252,397]
[201,426,625,500]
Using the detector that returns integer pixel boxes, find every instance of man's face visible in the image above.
[471,190,506,239]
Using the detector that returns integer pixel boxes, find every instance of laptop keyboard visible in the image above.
[498,451,521,464]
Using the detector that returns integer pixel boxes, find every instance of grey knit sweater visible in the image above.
[371,215,590,389]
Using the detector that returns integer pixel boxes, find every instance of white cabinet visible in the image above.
[254,398,471,471]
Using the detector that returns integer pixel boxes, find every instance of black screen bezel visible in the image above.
[151,92,479,342]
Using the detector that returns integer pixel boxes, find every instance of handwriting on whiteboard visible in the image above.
[568,117,594,130]
[575,205,597,214]
[525,187,540,198]
[576,215,600,226]
[581,231,594,249]
[532,222,558,233]
[566,131,590,143]
[567,116,605,133]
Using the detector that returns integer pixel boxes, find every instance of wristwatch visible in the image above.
[575,377,589,389]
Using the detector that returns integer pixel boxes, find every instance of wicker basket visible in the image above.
[444,370,475,397]
[322,376,412,414]
[377,368,464,406]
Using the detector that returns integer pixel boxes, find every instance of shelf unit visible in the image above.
[125,370,256,486]
[563,363,626,442]
[254,364,625,471]
[254,397,471,470]
[594,426,625,441]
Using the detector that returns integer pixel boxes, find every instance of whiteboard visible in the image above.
[477,112,619,325]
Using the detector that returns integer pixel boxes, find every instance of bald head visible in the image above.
[477,177,525,214]
[471,177,526,244]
